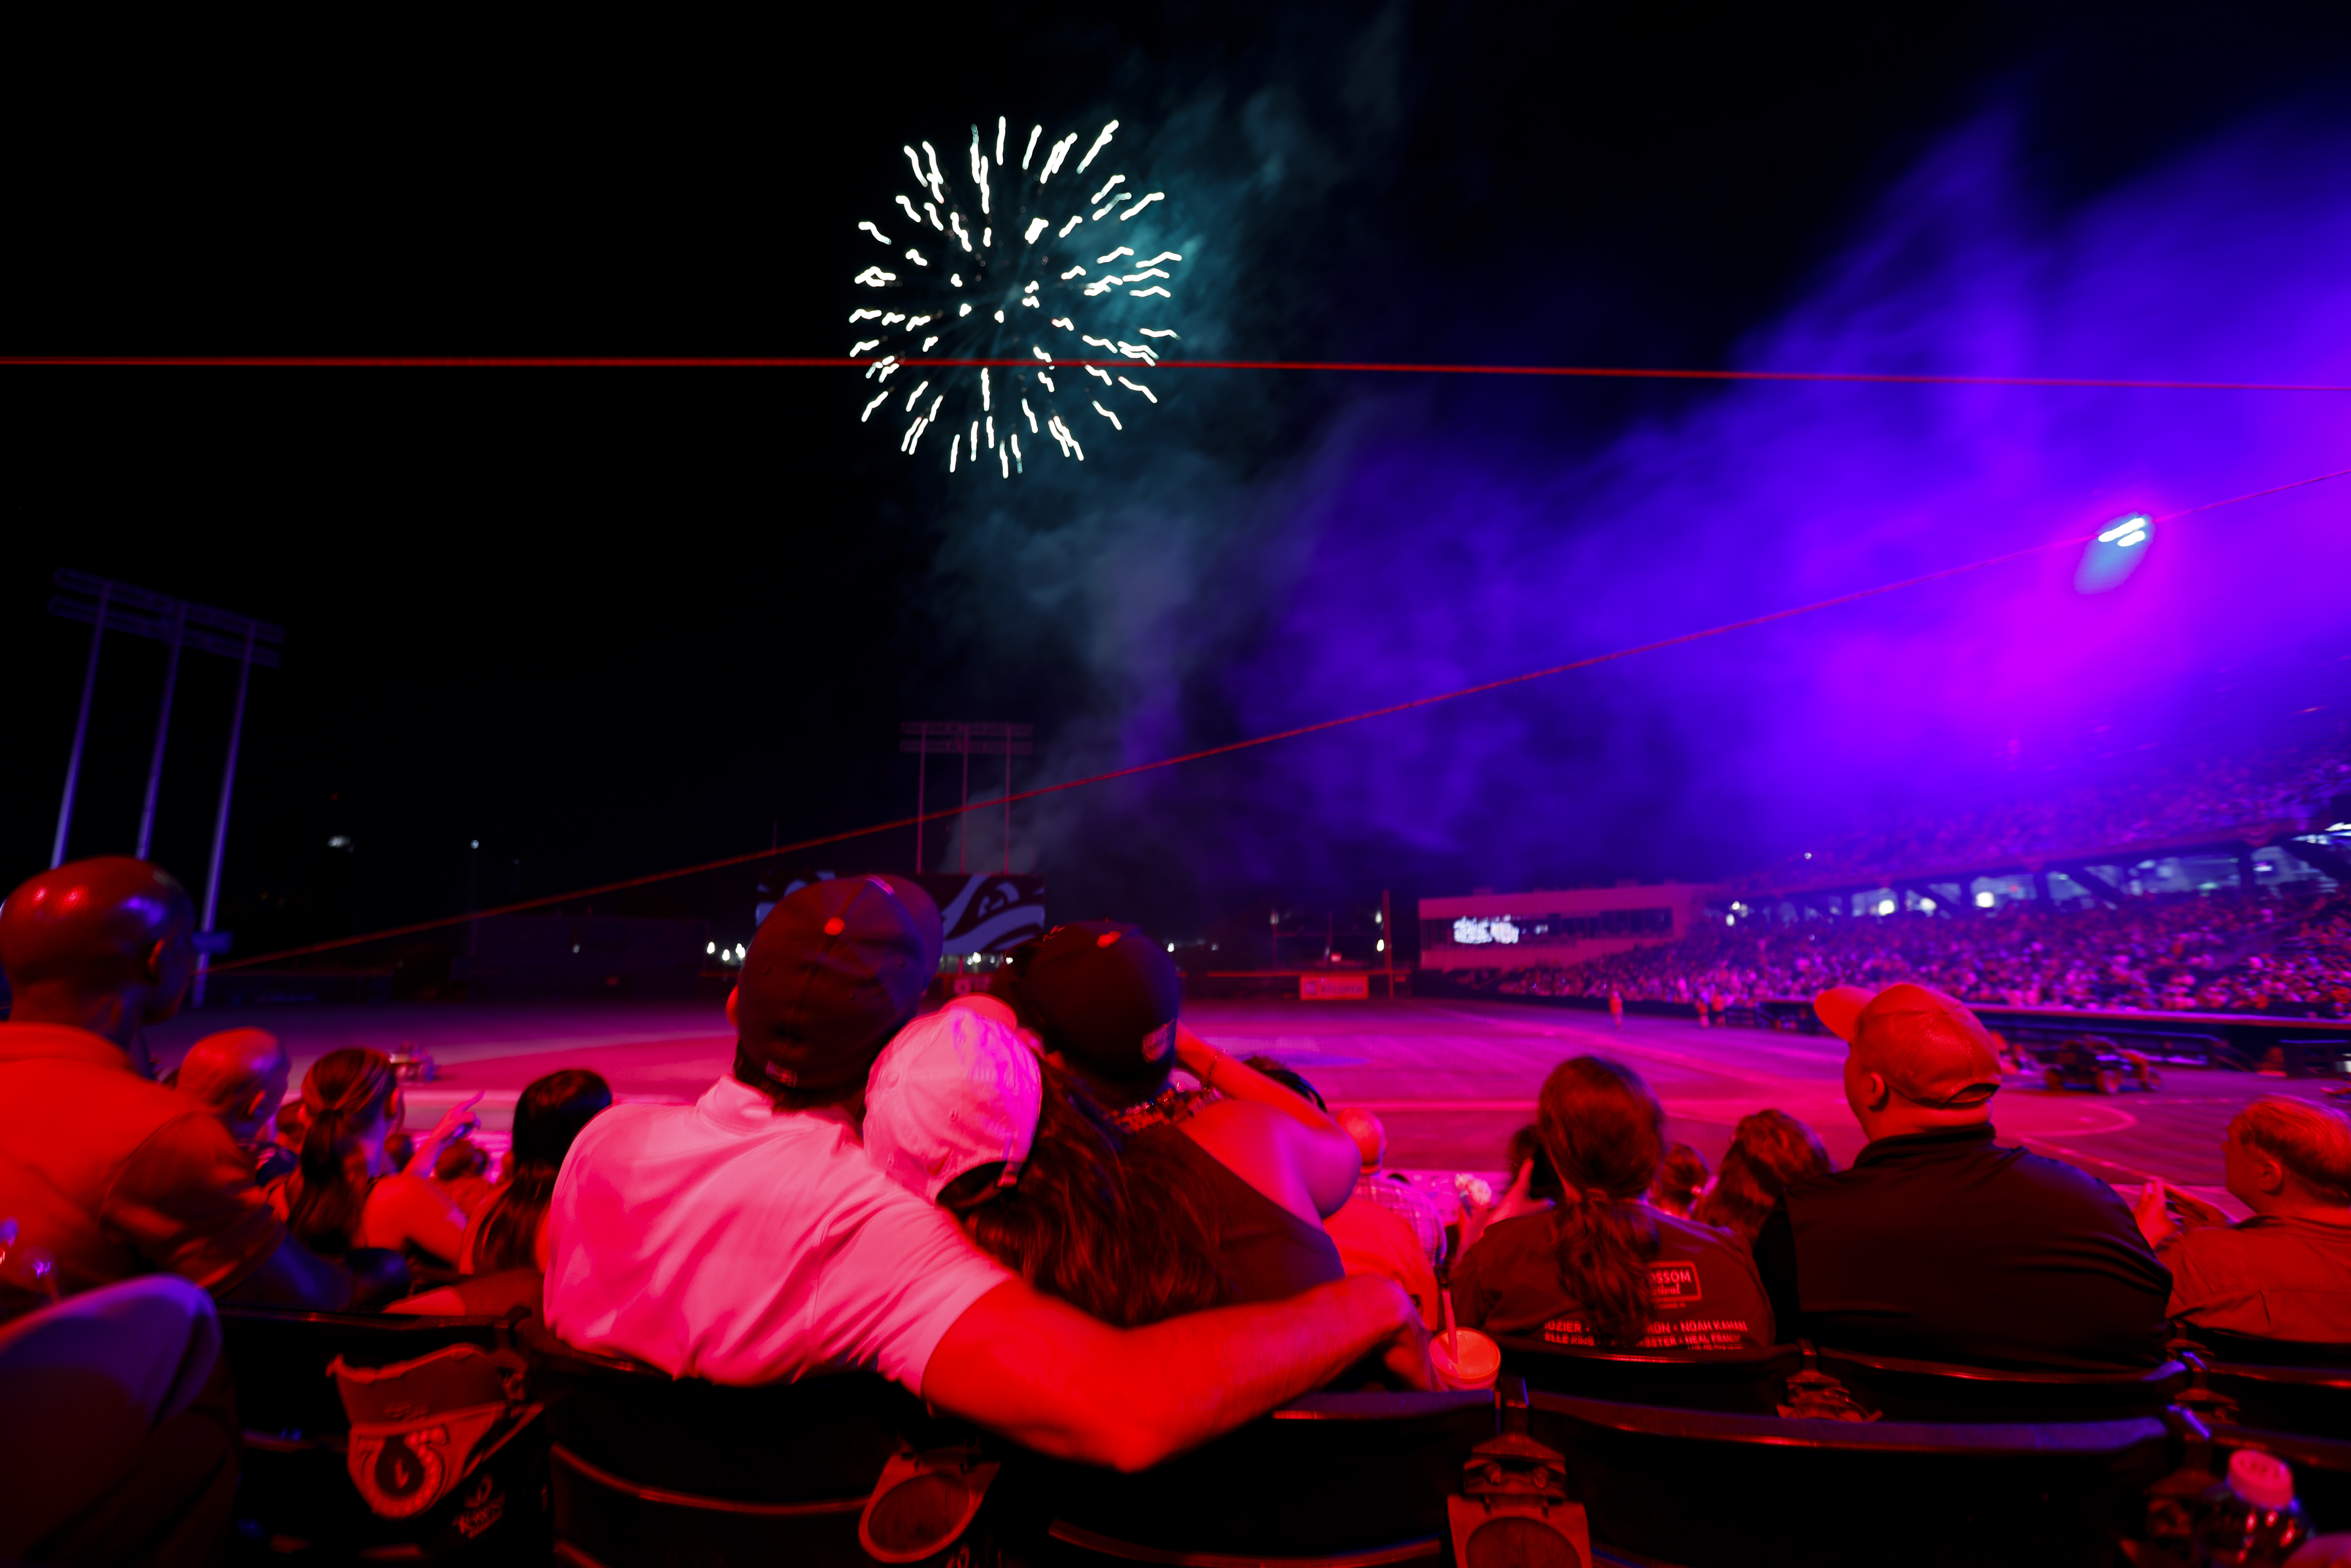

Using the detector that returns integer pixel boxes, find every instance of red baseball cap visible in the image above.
[1814,982,2002,1108]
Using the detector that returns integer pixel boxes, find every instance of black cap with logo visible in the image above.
[734,876,940,1096]
[991,920,1179,1089]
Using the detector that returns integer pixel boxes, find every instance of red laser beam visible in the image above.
[5,355,2350,391]
[203,461,2351,974]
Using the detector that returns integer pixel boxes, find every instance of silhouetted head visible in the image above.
[730,876,939,1111]
[510,1069,615,1170]
[0,857,199,1053]
[989,921,1181,1107]
[178,1027,291,1143]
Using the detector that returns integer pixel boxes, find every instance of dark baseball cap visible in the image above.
[993,920,1179,1086]
[735,876,941,1095]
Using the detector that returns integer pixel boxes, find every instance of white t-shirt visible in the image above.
[544,1074,1012,1391]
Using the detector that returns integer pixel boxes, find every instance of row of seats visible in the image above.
[219,1305,2351,1567]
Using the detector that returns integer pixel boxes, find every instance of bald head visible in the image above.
[179,1029,291,1142]
[1,857,199,1053]
[1818,982,2003,1142]
[1337,1106,1386,1171]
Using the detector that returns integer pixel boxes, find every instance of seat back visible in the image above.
[1524,1388,2173,1568]
[1493,1336,1804,1413]
[223,1304,513,1443]
[1027,1391,1495,1565]
[2183,1328,2351,1368]
[2195,1357,2351,1441]
[1812,1346,2188,1423]
[522,1324,952,1568]
[218,1305,542,1561]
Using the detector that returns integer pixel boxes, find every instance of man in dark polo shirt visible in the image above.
[0,857,363,1307]
[1753,984,2171,1370]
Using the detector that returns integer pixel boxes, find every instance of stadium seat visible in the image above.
[2177,1348,2351,1441]
[1021,1389,1496,1567]
[1491,1336,1804,1413]
[2178,1326,2351,1368]
[219,1303,546,1562]
[520,1322,968,1568]
[1522,1387,2174,1567]
[1810,1345,2189,1423]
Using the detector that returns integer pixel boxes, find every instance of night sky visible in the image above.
[10,3,2350,965]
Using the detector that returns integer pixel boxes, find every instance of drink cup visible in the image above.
[1430,1328,1501,1392]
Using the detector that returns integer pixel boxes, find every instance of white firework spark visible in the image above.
[850,117,1179,474]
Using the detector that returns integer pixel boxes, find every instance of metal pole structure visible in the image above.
[914,739,927,872]
[1002,748,1012,874]
[51,582,112,867]
[959,728,971,874]
[192,622,256,1008]
[133,601,188,861]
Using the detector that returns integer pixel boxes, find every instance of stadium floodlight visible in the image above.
[900,720,1033,872]
[2077,513,2154,593]
[47,570,284,1006]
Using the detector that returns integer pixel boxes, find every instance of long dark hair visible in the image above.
[471,1070,613,1274]
[943,1061,1224,1328]
[287,1049,399,1256]
[1692,1110,1832,1241]
[1538,1057,1665,1347]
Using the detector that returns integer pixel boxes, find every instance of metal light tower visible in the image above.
[900,721,1033,873]
[48,570,284,999]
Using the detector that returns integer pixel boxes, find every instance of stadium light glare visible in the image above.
[2077,513,2154,593]
[1974,890,1996,908]
[1876,899,1896,916]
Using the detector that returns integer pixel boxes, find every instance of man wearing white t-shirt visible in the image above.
[547,876,1429,1472]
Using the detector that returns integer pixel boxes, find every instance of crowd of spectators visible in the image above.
[1733,740,2351,892]
[1484,885,2351,1018]
[5,854,2350,1565]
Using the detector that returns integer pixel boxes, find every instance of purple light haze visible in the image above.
[985,109,2351,918]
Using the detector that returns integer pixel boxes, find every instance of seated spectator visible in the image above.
[989,921,1359,1302]
[2134,1096,2351,1344]
[0,858,363,1309]
[1336,1106,1448,1272]
[278,1049,470,1267]
[1452,1057,1774,1351]
[1650,1143,1708,1218]
[174,1027,295,1184]
[1755,984,2171,1369]
[462,1070,614,1273]
[546,878,1428,1470]
[865,1002,1225,1326]
[432,1140,495,1215]
[1321,1110,1442,1328]
[0,1273,236,1568]
[1691,1109,1834,1243]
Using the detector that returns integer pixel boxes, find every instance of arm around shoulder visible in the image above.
[920,1273,1430,1473]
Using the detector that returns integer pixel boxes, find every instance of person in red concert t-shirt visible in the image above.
[1451,1056,1773,1351]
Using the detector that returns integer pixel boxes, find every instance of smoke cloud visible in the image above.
[919,78,2351,933]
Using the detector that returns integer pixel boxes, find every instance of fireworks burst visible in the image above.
[850,116,1181,476]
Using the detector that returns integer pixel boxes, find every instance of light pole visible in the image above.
[48,571,283,1002]
[900,721,1033,873]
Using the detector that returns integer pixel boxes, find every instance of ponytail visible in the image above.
[1537,1057,1666,1347]
[286,1049,397,1256]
